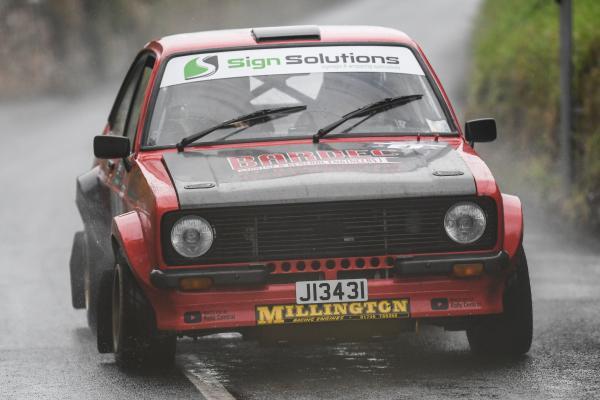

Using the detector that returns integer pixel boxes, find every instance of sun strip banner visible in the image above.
[161,46,425,87]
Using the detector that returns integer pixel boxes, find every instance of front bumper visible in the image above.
[145,252,509,333]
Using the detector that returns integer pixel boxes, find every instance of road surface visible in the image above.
[1,1,599,399]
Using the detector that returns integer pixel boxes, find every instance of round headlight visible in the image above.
[171,216,214,258]
[444,202,487,244]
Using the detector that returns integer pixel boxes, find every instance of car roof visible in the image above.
[147,25,418,58]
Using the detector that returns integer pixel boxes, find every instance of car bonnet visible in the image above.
[162,141,476,208]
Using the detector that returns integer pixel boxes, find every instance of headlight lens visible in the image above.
[170,216,214,258]
[444,202,487,244]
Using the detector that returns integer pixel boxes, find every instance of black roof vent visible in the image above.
[251,25,321,43]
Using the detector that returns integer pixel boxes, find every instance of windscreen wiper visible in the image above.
[176,105,307,151]
[312,94,423,143]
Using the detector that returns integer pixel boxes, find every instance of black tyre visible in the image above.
[69,231,87,309]
[112,263,176,368]
[467,247,533,356]
[96,269,114,353]
[86,242,115,331]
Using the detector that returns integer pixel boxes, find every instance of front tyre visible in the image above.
[112,263,176,368]
[467,247,533,356]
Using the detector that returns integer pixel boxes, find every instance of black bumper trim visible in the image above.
[150,265,269,289]
[394,251,509,276]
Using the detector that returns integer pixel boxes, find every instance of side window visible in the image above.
[124,58,155,141]
[110,67,141,137]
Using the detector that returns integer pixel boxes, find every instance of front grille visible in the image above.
[267,272,324,285]
[337,269,391,280]
[162,196,498,265]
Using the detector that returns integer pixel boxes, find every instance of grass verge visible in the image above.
[467,0,600,229]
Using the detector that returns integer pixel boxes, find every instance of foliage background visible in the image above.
[467,0,600,229]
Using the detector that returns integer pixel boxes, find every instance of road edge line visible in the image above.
[177,354,237,400]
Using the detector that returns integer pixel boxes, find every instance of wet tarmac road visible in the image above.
[1,1,599,399]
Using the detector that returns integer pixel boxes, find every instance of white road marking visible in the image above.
[177,353,236,400]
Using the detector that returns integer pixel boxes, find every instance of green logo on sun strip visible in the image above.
[184,55,219,80]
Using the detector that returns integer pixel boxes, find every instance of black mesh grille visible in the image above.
[162,196,498,266]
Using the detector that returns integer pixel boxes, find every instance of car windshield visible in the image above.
[146,45,454,147]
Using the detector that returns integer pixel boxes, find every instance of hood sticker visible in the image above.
[161,46,424,88]
[227,142,447,173]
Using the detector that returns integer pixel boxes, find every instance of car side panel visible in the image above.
[110,156,180,326]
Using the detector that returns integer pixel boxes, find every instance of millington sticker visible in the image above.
[255,298,410,326]
[161,46,424,87]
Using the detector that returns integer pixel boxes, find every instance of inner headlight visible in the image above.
[444,202,487,244]
[170,216,214,258]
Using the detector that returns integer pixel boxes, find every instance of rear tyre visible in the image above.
[467,247,533,356]
[69,231,87,309]
[112,263,176,369]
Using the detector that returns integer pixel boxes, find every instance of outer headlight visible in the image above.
[444,202,486,244]
[170,216,214,258]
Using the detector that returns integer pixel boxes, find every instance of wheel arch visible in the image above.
[111,211,155,287]
[76,167,112,266]
[501,193,524,261]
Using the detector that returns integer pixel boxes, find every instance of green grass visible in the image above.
[468,0,600,228]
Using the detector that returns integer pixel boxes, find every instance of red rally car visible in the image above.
[69,25,532,367]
